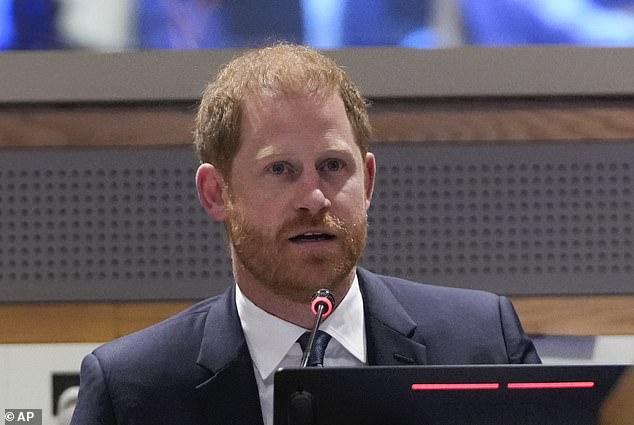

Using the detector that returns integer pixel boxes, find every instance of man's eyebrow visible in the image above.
[254,146,285,161]
[254,146,356,161]
[322,147,355,155]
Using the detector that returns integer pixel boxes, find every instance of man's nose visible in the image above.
[294,171,332,214]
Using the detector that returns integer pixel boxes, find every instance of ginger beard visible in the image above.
[224,197,368,303]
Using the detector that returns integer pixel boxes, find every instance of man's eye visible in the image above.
[269,163,288,175]
[323,159,343,172]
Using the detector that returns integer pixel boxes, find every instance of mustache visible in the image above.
[278,212,346,239]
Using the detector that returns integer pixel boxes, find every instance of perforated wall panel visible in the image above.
[1,142,632,301]
[368,142,633,295]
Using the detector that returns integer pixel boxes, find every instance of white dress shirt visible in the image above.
[235,275,366,425]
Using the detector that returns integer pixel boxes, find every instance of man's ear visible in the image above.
[196,163,229,221]
[364,152,376,209]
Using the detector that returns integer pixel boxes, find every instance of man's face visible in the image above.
[224,91,375,303]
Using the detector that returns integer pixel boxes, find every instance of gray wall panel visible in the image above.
[3,48,634,103]
[1,141,633,301]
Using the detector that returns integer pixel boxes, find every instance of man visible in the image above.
[70,43,540,425]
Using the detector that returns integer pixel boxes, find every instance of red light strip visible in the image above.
[411,383,500,391]
[411,381,596,391]
[507,381,595,389]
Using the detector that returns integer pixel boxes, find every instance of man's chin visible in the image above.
[283,245,347,264]
[266,262,355,301]
[271,282,327,303]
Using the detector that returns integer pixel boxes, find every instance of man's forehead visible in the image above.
[235,90,364,162]
[241,88,338,110]
[239,90,348,136]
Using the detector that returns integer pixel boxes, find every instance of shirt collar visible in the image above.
[235,274,366,380]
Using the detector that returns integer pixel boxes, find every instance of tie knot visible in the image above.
[298,330,331,367]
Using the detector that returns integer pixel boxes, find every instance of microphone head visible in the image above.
[311,288,335,318]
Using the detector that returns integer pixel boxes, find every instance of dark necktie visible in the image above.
[298,330,331,367]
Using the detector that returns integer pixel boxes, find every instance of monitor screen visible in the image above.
[274,364,629,425]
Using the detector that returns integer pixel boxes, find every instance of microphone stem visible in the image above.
[300,304,325,368]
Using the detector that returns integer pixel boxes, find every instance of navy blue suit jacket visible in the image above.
[71,268,540,425]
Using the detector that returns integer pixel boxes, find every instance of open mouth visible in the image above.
[289,232,336,242]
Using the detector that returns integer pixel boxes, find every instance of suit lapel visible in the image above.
[358,268,428,366]
[194,285,264,425]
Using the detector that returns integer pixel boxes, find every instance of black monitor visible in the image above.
[274,364,629,425]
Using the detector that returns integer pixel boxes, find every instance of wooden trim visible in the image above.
[0,104,194,148]
[1,296,633,343]
[3,98,634,149]
[369,98,634,143]
[0,302,192,344]
[511,295,634,337]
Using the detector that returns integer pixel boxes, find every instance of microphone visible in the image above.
[289,289,335,425]
[300,288,335,368]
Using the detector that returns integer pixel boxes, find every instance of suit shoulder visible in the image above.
[93,294,222,363]
[369,270,499,305]
[358,268,505,327]
[358,268,538,364]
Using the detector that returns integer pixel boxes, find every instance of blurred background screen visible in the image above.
[2,0,634,52]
